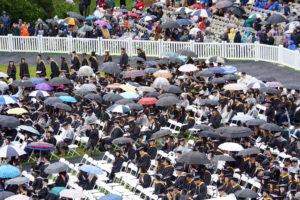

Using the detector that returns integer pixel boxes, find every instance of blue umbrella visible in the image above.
[120,92,140,99]
[144,61,159,66]
[79,164,103,175]
[144,68,159,73]
[0,165,20,178]
[107,104,131,113]
[18,125,40,135]
[99,194,123,200]
[50,187,65,196]
[221,65,238,74]
[0,95,17,105]
[59,96,77,103]
[176,19,192,26]
[86,15,100,20]
[29,78,46,85]
[208,67,225,74]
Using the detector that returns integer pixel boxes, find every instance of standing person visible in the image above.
[84,0,92,18]
[71,51,81,71]
[0,22,7,35]
[89,51,98,73]
[60,57,69,77]
[79,0,85,16]
[81,53,90,66]
[47,57,60,79]
[36,54,47,78]
[19,58,29,79]
[119,48,128,69]
[120,0,126,7]
[103,50,112,62]
[20,24,29,36]
[0,11,11,34]
[7,61,16,80]
[137,48,146,61]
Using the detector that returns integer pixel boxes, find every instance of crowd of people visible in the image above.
[0,0,300,50]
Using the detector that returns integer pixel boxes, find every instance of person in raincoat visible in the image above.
[242,30,252,43]
[20,24,29,36]
[288,39,297,50]
[228,28,236,43]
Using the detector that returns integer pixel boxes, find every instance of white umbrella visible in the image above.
[232,113,254,122]
[189,27,201,35]
[0,81,8,91]
[0,72,8,78]
[60,189,86,199]
[78,65,94,76]
[0,145,26,158]
[5,194,29,200]
[191,9,208,18]
[179,64,198,72]
[224,83,247,90]
[218,142,244,151]
[137,86,156,92]
[29,90,50,97]
[153,77,170,88]
[80,84,97,92]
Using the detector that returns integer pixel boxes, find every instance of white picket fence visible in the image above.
[0,34,300,70]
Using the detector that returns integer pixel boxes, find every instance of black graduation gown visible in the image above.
[286,141,297,155]
[55,175,69,187]
[7,65,16,80]
[140,173,151,188]
[138,52,146,61]
[72,56,81,71]
[279,174,289,185]
[111,127,124,140]
[119,53,128,68]
[174,175,188,190]
[32,178,43,190]
[37,187,49,199]
[37,60,46,77]
[187,180,196,193]
[50,61,60,79]
[192,182,207,200]
[103,56,112,63]
[89,56,98,73]
[82,58,89,66]
[227,184,241,194]
[111,156,124,173]
[162,165,174,178]
[137,153,151,170]
[40,162,50,178]
[83,176,97,190]
[154,181,165,195]
[19,62,29,78]
[203,170,211,186]
[147,146,157,159]
[61,61,69,74]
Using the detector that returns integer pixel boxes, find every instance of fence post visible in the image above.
[8,34,12,52]
[67,36,73,54]
[221,41,227,58]
[98,37,102,56]
[190,40,195,52]
[128,38,132,57]
[38,35,43,53]
[158,39,163,58]
[277,45,284,65]
[254,41,260,61]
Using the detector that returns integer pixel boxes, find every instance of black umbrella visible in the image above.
[126,103,144,111]
[259,76,277,82]
[53,92,69,97]
[115,99,134,105]
[216,127,253,138]
[178,151,210,165]
[158,93,177,99]
[160,21,180,29]
[260,123,281,132]
[103,93,123,102]
[235,189,259,198]
[11,80,34,88]
[112,137,134,145]
[208,56,227,64]
[266,14,286,24]
[163,85,183,94]
[237,147,261,156]
[0,191,14,200]
[44,97,63,105]
[74,89,93,96]
[46,19,58,26]
[67,11,85,21]
[99,62,121,74]
[151,129,172,139]
[48,77,71,85]
[223,74,238,81]
[53,103,72,111]
[193,124,214,131]
[84,93,102,103]
[196,130,220,138]
[211,77,226,84]
[227,6,245,17]
[129,57,145,62]
[145,91,160,98]
[176,49,197,57]
[44,162,68,174]
[245,119,266,126]
[195,70,214,77]
[213,155,236,162]
[199,99,219,106]
[169,56,184,64]
[156,96,180,106]
[0,115,20,128]
[260,87,279,94]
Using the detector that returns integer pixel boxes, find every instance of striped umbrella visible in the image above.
[266,81,283,88]
[120,92,140,99]
[138,97,158,105]
[247,82,266,89]
[18,125,40,135]
[29,90,49,97]
[224,83,247,91]
[0,145,26,158]
[107,104,130,113]
[107,83,123,88]
[0,95,17,105]
[26,142,56,151]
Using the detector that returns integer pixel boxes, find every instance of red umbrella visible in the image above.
[127,12,140,18]
[138,97,157,105]
[192,4,204,9]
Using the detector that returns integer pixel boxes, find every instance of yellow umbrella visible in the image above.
[107,83,123,88]
[63,17,80,26]
[120,85,136,93]
[7,108,28,115]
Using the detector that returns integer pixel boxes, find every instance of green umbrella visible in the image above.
[78,25,93,33]
[50,187,65,196]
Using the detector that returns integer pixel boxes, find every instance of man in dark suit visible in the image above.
[47,57,60,79]
[119,47,128,68]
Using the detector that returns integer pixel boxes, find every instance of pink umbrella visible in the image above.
[266,82,283,88]
[94,20,109,26]
[35,83,54,91]
[60,189,86,199]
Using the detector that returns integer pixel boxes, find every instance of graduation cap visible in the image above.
[292,158,298,163]
[167,186,174,192]
[231,177,238,182]
[175,166,184,171]
[193,176,200,181]
[42,178,48,183]
[217,185,226,191]
[113,120,120,124]
[62,122,69,126]
[165,157,171,163]
[274,132,281,137]
[137,146,145,151]
[277,184,287,187]
[282,167,288,172]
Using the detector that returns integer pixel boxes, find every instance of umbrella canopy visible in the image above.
[7,108,27,115]
[138,97,157,105]
[224,83,247,90]
[53,92,69,97]
[199,99,219,106]
[283,83,300,90]
[158,93,177,99]
[194,130,219,138]
[78,25,93,33]
[231,113,254,122]
[245,119,266,126]
[227,6,245,17]
[176,49,197,57]
[140,15,156,22]
[285,21,300,31]
[0,145,26,158]
[195,70,214,77]
[169,56,184,64]
[219,142,244,151]
[107,83,122,89]
[50,187,66,196]
[26,142,56,151]
[0,165,20,178]
[29,78,46,85]
[126,103,143,110]
[179,64,198,72]
[45,97,63,105]
[59,96,77,103]
[247,82,266,89]
[18,125,40,135]
[208,56,227,64]
[266,81,283,88]
[49,77,71,85]
[221,65,238,74]
[208,67,226,74]
[145,91,160,98]
[0,81,8,91]
[112,137,134,145]
[53,103,72,111]
[120,84,136,93]
[63,17,80,26]
[80,84,97,92]
[115,99,134,105]
[84,93,102,103]
[153,70,172,79]
[99,62,121,74]
[151,129,172,139]
[163,85,183,94]
[260,123,281,132]
[5,177,29,185]
[160,20,180,29]
[156,96,179,106]
[0,115,20,128]
[193,124,214,131]
[35,83,53,91]
[215,0,233,8]
[45,162,68,174]
[123,70,146,79]
[78,65,94,76]
[11,80,34,88]
[213,154,236,162]
[260,87,280,95]
[138,86,156,93]
[223,74,238,81]
[211,77,226,84]
[5,194,29,200]
[266,14,286,24]
[0,72,8,78]
[29,90,49,97]
[129,57,145,62]
[103,93,123,102]
[176,19,192,26]
[0,95,16,105]
[235,189,259,198]
[79,164,103,175]
[175,7,193,14]
[153,77,170,88]
[99,194,123,200]
[178,151,210,165]
[60,189,86,199]
[192,9,209,17]
[0,191,14,200]
[144,67,158,73]
[216,127,253,138]
[237,147,261,156]
[67,11,85,20]
[120,92,139,99]
[107,104,130,113]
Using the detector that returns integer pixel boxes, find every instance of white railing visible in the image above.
[0,34,299,70]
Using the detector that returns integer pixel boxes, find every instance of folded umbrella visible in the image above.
[176,49,197,57]
[0,165,20,178]
[213,154,235,162]
[60,189,86,199]
[235,189,259,198]
[178,151,210,165]
[11,80,34,88]
[29,90,49,97]
[45,162,69,174]
[138,97,158,105]
[156,96,179,106]
[0,145,26,158]
[103,93,123,102]
[260,123,281,132]
[219,142,244,151]
[78,65,94,76]
[112,137,134,145]
[53,103,72,111]
[216,127,253,138]
[18,125,40,135]
[237,147,261,156]
[48,77,71,85]
[79,164,103,175]
[107,104,130,113]
[151,129,172,139]
[35,83,54,91]
[245,119,266,126]
[84,93,102,103]
[0,95,17,105]
[5,177,29,185]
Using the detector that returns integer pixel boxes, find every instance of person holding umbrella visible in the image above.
[89,51,98,73]
[47,57,60,79]
[71,51,81,71]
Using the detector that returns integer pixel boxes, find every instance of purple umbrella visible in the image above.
[266,82,283,88]
[35,83,54,91]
